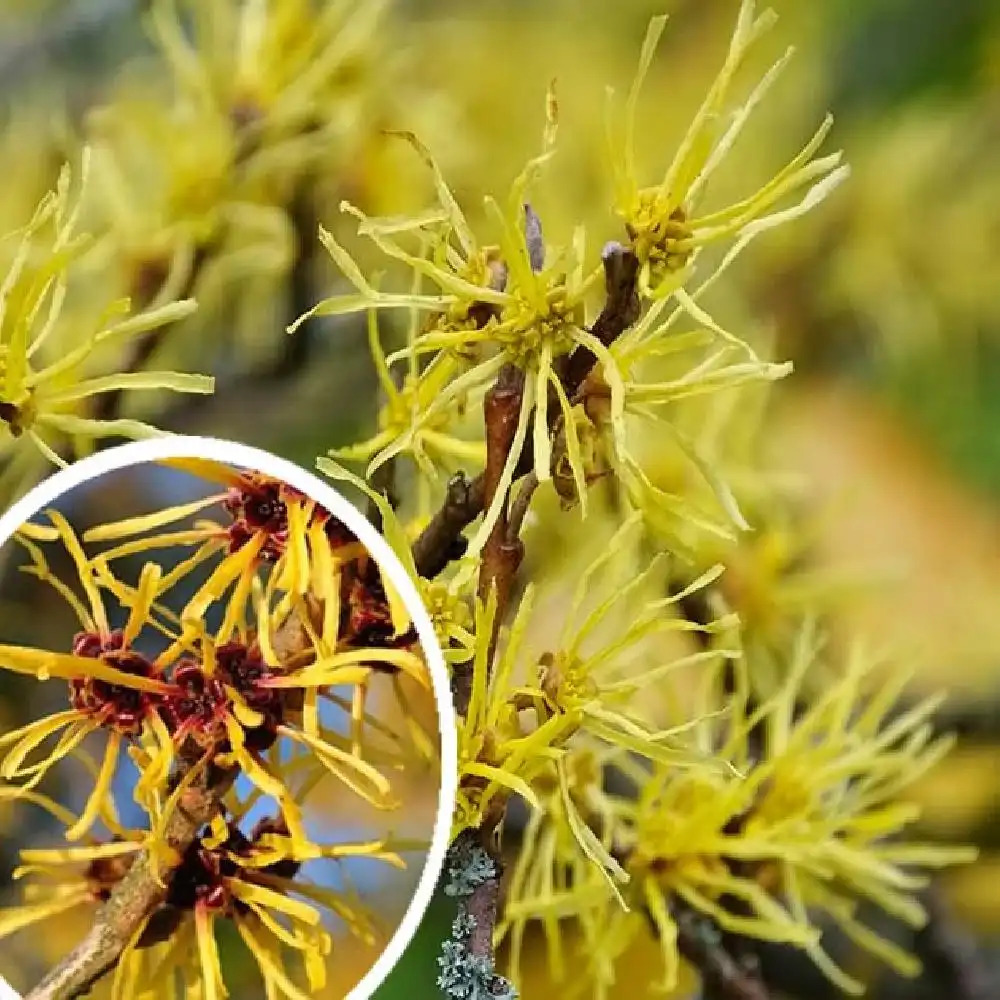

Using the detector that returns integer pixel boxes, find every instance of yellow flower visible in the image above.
[331,307,486,481]
[1,482,435,999]
[420,576,477,666]
[93,0,389,237]
[724,626,978,993]
[0,785,146,943]
[84,0,390,364]
[453,587,562,840]
[0,514,176,841]
[101,528,424,859]
[497,746,630,987]
[320,453,478,662]
[85,457,369,607]
[0,151,211,504]
[149,0,388,190]
[515,514,737,763]
[499,618,975,996]
[292,108,628,556]
[3,489,429,862]
[608,3,848,299]
[567,292,794,555]
[453,515,736,893]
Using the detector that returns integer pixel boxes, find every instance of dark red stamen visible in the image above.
[164,817,302,915]
[161,660,230,752]
[70,629,160,736]
[216,642,282,750]
[339,570,416,654]
[246,816,301,879]
[167,839,240,914]
[222,472,359,562]
[158,643,283,753]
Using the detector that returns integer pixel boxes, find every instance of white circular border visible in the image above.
[0,436,457,1000]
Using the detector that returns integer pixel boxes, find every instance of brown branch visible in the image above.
[466,866,503,961]
[606,835,772,1000]
[447,364,525,715]
[715,889,997,1000]
[673,901,772,1000]
[412,473,483,578]
[476,365,526,613]
[930,692,1000,745]
[911,886,996,1000]
[507,472,539,543]
[24,763,235,1000]
[562,240,641,398]
[446,360,532,997]
[432,235,641,1000]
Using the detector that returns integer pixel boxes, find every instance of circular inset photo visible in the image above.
[0,438,456,1000]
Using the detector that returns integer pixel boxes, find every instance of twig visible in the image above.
[438,833,515,999]
[911,886,996,1000]
[476,365,527,614]
[672,901,771,1000]
[563,241,641,398]
[507,472,539,542]
[931,693,1000,744]
[412,473,483,578]
[438,228,551,999]
[433,229,641,1000]
[437,460,521,997]
[24,764,236,1000]
[448,364,526,715]
[607,836,772,1000]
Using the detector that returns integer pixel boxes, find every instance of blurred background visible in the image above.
[1,0,999,996]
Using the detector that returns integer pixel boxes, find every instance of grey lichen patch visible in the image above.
[437,834,518,1000]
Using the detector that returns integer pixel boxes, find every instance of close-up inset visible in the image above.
[0,439,455,1000]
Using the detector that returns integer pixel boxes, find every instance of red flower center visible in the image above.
[69,629,160,735]
[222,473,358,562]
[341,568,417,653]
[216,641,283,751]
[159,642,283,753]
[162,660,230,751]
[166,818,302,914]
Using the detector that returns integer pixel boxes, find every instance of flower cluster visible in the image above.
[83,0,395,359]
[297,2,846,561]
[0,460,433,997]
[1,786,404,1000]
[498,628,974,998]
[295,2,976,998]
